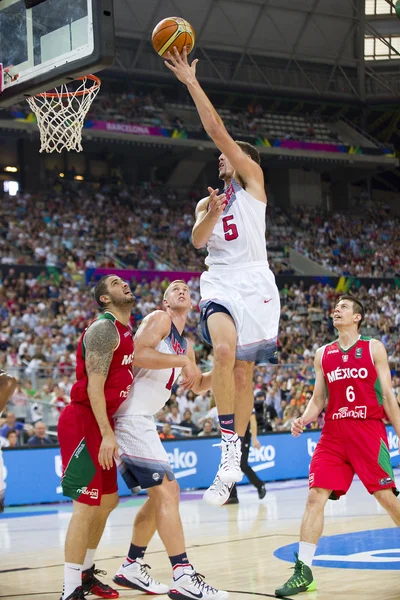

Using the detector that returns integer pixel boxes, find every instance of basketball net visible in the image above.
[26,75,101,153]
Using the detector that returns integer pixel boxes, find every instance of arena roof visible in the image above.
[112,0,400,101]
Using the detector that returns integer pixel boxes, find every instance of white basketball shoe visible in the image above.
[216,434,242,484]
[203,475,234,506]
[169,566,229,600]
[113,558,169,594]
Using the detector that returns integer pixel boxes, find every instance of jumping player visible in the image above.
[0,370,17,512]
[112,280,229,600]
[58,275,135,600]
[165,47,280,505]
[275,295,400,597]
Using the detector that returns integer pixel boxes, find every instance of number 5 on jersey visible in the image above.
[222,215,238,241]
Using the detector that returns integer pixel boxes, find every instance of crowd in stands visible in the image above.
[1,188,399,278]
[0,253,399,446]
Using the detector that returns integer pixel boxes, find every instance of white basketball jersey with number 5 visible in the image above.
[205,178,268,267]
[114,322,187,417]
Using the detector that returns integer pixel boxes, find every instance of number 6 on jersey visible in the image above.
[346,385,355,402]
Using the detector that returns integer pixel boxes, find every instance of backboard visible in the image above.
[0,0,115,107]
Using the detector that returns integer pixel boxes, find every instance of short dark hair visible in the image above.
[235,140,261,165]
[94,275,113,309]
[337,295,365,330]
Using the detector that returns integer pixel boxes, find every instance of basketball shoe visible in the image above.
[113,557,169,594]
[203,475,234,506]
[275,553,316,597]
[216,434,242,484]
[60,586,85,600]
[82,565,119,598]
[169,565,229,600]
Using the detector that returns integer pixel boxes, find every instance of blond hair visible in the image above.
[163,280,188,301]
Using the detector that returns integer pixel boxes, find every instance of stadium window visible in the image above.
[364,35,400,60]
[365,0,394,14]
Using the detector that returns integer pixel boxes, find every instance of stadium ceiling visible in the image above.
[112,0,400,102]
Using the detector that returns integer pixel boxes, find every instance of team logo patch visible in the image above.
[342,354,349,362]
[152,472,161,481]
[379,477,393,486]
[356,348,363,358]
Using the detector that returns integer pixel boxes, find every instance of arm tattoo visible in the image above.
[84,319,118,378]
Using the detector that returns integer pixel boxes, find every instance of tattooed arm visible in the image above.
[84,319,118,470]
[0,370,17,415]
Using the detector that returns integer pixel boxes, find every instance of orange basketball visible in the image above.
[152,17,195,57]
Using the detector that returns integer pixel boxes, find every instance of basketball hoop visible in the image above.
[26,75,101,153]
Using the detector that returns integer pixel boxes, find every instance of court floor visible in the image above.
[1,475,400,600]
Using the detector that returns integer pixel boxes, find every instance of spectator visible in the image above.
[27,421,53,446]
[0,412,24,438]
[198,418,215,437]
[159,423,175,440]
[5,429,19,448]
[179,409,200,435]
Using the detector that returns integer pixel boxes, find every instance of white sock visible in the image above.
[63,562,82,599]
[82,548,96,572]
[221,430,236,442]
[298,542,317,568]
[173,563,193,580]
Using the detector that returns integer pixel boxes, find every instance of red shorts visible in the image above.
[58,403,118,506]
[309,419,397,498]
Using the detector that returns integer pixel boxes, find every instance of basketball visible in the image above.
[152,17,195,57]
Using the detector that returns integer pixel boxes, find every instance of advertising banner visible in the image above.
[3,427,399,506]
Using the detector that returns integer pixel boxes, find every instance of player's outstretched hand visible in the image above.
[164,46,199,85]
[207,187,226,217]
[99,430,119,470]
[291,417,306,438]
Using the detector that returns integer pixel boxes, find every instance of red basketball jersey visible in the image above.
[321,336,384,421]
[70,311,134,417]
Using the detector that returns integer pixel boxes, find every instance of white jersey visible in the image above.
[205,178,268,268]
[114,322,187,417]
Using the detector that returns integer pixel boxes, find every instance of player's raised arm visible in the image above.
[84,319,119,470]
[164,47,263,187]
[372,339,400,438]
[133,310,192,371]
[292,348,326,436]
[191,190,226,249]
[0,371,17,414]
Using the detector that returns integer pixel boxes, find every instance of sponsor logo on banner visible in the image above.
[275,528,400,570]
[248,444,276,471]
[166,448,198,479]
[387,430,399,458]
[307,438,317,457]
[55,455,63,494]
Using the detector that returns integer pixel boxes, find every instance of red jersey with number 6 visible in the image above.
[321,336,384,421]
[70,311,134,418]
[114,320,187,418]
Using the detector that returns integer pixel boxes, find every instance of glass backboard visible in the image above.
[0,0,115,107]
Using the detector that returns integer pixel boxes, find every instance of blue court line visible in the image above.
[0,510,58,519]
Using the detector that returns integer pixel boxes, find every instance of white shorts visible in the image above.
[199,262,280,363]
[0,450,4,513]
[114,414,175,492]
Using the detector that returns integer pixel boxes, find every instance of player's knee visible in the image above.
[214,342,235,368]
[374,489,395,510]
[305,488,329,510]
[152,477,180,504]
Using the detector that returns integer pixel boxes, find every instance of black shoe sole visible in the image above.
[257,487,266,499]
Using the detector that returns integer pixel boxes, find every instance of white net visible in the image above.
[26,75,100,153]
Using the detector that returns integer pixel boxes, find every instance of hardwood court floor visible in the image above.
[1,476,400,600]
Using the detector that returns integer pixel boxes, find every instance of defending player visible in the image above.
[275,295,400,597]
[112,280,229,600]
[164,47,280,505]
[0,370,17,512]
[58,275,135,600]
